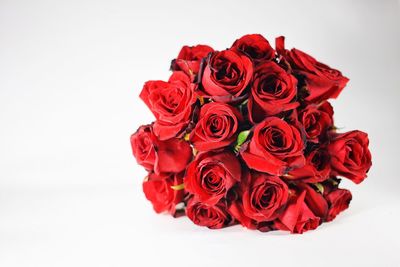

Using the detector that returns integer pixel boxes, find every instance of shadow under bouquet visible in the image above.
[130,34,372,234]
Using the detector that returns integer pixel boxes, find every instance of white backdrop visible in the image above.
[1,0,399,266]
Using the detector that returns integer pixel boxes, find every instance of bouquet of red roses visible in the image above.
[130,34,372,234]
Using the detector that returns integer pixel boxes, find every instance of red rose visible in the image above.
[186,198,233,229]
[275,190,320,234]
[276,36,349,103]
[240,117,305,175]
[325,188,352,222]
[328,130,372,184]
[201,50,253,103]
[140,71,196,140]
[130,125,156,171]
[171,45,214,79]
[142,172,184,215]
[190,102,243,151]
[286,146,331,183]
[185,151,241,205]
[130,124,192,174]
[296,183,328,219]
[231,34,275,63]
[299,101,333,143]
[248,61,299,122]
[229,171,289,230]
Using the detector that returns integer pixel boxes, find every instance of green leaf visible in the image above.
[171,183,185,191]
[234,130,250,152]
[314,183,324,194]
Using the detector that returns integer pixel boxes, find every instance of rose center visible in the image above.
[200,164,226,194]
[159,87,184,113]
[212,57,241,87]
[261,127,286,151]
[252,184,275,210]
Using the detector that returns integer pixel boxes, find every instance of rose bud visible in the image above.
[240,117,305,175]
[248,61,299,122]
[201,49,253,103]
[171,44,214,79]
[185,151,241,205]
[276,36,349,103]
[231,34,275,63]
[325,188,352,222]
[130,125,192,174]
[299,101,334,143]
[142,172,184,215]
[139,71,196,140]
[229,171,289,230]
[190,102,243,151]
[186,198,233,229]
[286,146,331,183]
[275,190,320,234]
[328,130,372,184]
[296,183,328,219]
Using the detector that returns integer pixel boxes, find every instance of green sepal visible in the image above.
[171,183,185,191]
[234,130,250,152]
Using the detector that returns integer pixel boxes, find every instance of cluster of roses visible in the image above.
[130,34,372,234]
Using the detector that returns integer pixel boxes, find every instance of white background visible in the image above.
[1,0,400,266]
